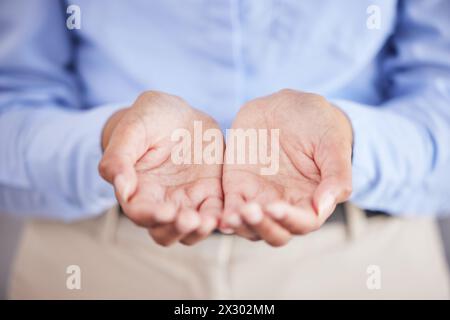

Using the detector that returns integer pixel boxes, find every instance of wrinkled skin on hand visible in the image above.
[221,89,353,246]
[99,91,223,246]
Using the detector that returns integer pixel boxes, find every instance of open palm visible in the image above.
[221,90,353,246]
[100,91,223,246]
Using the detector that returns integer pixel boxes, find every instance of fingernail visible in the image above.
[242,203,263,225]
[114,174,130,202]
[319,193,335,217]
[266,202,287,220]
[219,228,235,235]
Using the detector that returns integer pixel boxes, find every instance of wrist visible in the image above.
[333,103,354,152]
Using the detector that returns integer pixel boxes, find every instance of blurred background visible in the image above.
[0,216,25,299]
[2,214,450,298]
[1,0,450,299]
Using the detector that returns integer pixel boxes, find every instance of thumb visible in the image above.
[98,113,147,203]
[100,153,138,204]
[313,144,352,220]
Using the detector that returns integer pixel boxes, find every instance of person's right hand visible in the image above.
[99,91,224,246]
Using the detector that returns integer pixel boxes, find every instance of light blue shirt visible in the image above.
[1,0,449,221]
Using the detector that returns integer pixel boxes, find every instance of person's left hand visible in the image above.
[220,89,353,246]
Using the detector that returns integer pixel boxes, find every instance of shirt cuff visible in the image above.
[76,103,127,218]
[330,99,378,203]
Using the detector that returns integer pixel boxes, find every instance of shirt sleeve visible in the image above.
[333,0,450,216]
[0,0,121,221]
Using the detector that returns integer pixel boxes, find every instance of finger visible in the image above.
[313,175,352,222]
[108,162,137,204]
[152,202,178,224]
[221,211,242,231]
[188,178,223,208]
[122,200,177,228]
[265,201,319,234]
[240,203,292,247]
[148,224,181,247]
[149,207,200,246]
[221,193,258,239]
[180,198,221,245]
[98,113,148,202]
[220,193,244,232]
[313,143,352,221]
[180,214,217,246]
[197,196,222,233]
[175,208,201,234]
[233,222,262,241]
[199,194,223,215]
[222,211,260,240]
[221,209,260,240]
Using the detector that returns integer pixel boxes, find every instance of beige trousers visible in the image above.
[8,204,450,299]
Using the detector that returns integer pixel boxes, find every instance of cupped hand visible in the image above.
[99,91,223,246]
[220,89,353,246]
